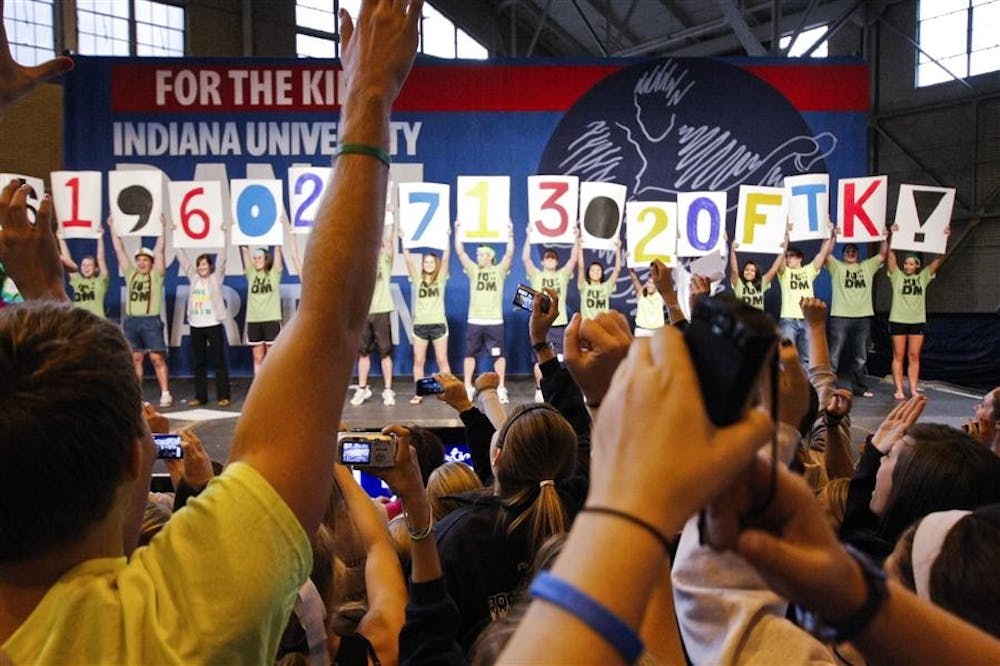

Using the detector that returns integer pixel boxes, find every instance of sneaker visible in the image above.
[410,395,423,405]
[350,385,372,406]
[534,388,543,403]
[861,391,874,398]
[218,398,231,407]
[159,391,174,408]
[466,384,476,401]
[187,399,203,407]
[383,388,396,406]
[497,386,510,405]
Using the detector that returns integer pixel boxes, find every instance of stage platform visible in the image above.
[148,374,988,475]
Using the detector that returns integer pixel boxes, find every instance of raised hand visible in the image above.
[0,181,65,301]
[563,311,633,406]
[474,371,500,392]
[800,296,827,327]
[871,394,926,454]
[338,0,421,105]
[435,371,473,413]
[529,287,559,344]
[0,2,73,115]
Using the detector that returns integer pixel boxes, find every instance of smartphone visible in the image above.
[512,284,550,314]
[153,433,184,459]
[683,296,778,427]
[337,432,397,468]
[415,377,444,396]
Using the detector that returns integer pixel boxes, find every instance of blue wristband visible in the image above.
[529,572,644,663]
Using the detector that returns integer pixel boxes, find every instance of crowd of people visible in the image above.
[3,1,1000,664]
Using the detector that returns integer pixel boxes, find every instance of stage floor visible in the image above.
[148,374,988,474]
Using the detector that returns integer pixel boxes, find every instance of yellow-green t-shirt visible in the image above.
[636,290,665,330]
[733,278,771,311]
[1,462,311,665]
[530,267,573,326]
[369,253,395,315]
[69,274,109,318]
[580,281,615,319]
[467,264,506,323]
[412,273,447,326]
[889,267,935,324]
[828,256,881,318]
[245,265,283,323]
[124,267,164,317]
[778,264,820,319]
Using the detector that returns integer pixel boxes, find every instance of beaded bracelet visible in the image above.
[334,143,391,168]
[530,572,644,663]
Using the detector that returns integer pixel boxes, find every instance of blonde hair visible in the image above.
[428,461,484,521]
[819,477,850,532]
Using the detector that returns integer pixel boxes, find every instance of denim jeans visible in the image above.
[829,316,871,394]
[779,318,809,366]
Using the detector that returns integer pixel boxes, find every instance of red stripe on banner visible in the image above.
[111,62,867,113]
[742,64,869,111]
[392,65,623,111]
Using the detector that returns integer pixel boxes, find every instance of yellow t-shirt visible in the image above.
[2,462,311,665]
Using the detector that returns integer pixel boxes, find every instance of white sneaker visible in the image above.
[350,385,372,406]
[159,391,173,408]
[466,384,476,401]
[497,386,510,405]
[534,389,543,403]
[382,388,396,406]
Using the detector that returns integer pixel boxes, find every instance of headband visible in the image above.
[912,509,970,600]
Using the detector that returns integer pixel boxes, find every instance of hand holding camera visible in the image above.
[529,287,560,346]
[337,431,398,468]
[435,372,473,413]
[164,429,215,491]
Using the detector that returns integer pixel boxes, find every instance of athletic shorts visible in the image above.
[414,323,448,342]
[634,326,659,338]
[123,315,166,353]
[247,320,282,345]
[547,326,565,356]
[465,323,504,358]
[890,321,924,336]
[359,312,394,356]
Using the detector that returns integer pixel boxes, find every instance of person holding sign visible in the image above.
[524,230,580,402]
[826,237,889,398]
[177,226,232,407]
[887,225,949,400]
[108,219,172,407]
[402,231,451,405]
[240,244,284,375]
[729,242,781,311]
[776,225,835,364]
[628,268,665,336]
[350,223,398,407]
[577,235,622,320]
[455,220,515,403]
[58,228,109,319]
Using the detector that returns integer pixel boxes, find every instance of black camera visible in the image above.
[683,296,778,427]
[337,432,397,468]
[512,284,551,314]
[153,433,183,459]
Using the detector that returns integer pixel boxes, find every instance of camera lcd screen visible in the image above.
[153,434,183,459]
[341,441,372,465]
[513,286,535,312]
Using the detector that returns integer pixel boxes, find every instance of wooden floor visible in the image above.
[148,373,987,475]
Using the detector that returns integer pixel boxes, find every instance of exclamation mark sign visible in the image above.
[912,190,947,243]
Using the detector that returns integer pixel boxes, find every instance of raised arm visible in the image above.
[239,245,251,272]
[401,246,419,280]
[499,221,515,273]
[811,224,835,271]
[440,227,451,277]
[96,226,109,277]
[0,8,73,119]
[215,221,230,275]
[762,251,782,283]
[153,233,166,276]
[628,267,642,294]
[271,245,283,274]
[876,235,889,265]
[729,242,740,287]
[452,221,476,272]
[608,238,622,284]
[565,229,580,274]
[887,248,898,275]
[521,225,537,277]
[927,227,950,275]
[228,0,421,535]
[175,245,191,274]
[107,217,131,272]
[283,219,303,275]
[576,235,586,288]
[58,236,79,273]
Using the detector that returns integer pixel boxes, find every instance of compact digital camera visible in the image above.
[683,296,778,427]
[512,284,551,314]
[153,433,184,459]
[415,377,444,395]
[337,432,397,468]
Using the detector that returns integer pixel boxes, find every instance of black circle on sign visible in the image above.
[583,196,619,239]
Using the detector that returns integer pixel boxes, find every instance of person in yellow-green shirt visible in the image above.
[523,226,580,402]
[629,267,666,336]
[58,227,110,319]
[351,221,398,406]
[240,243,285,375]
[728,241,781,311]
[577,234,622,320]
[454,220,515,403]
[0,3,418,661]
[776,224,835,365]
[887,225,949,400]
[402,227,451,404]
[109,218,172,408]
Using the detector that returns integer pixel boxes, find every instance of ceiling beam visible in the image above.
[717,0,768,56]
[656,0,695,28]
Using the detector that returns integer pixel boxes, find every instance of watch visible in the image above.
[532,341,551,353]
[795,545,888,643]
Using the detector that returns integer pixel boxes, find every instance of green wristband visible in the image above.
[334,142,391,167]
